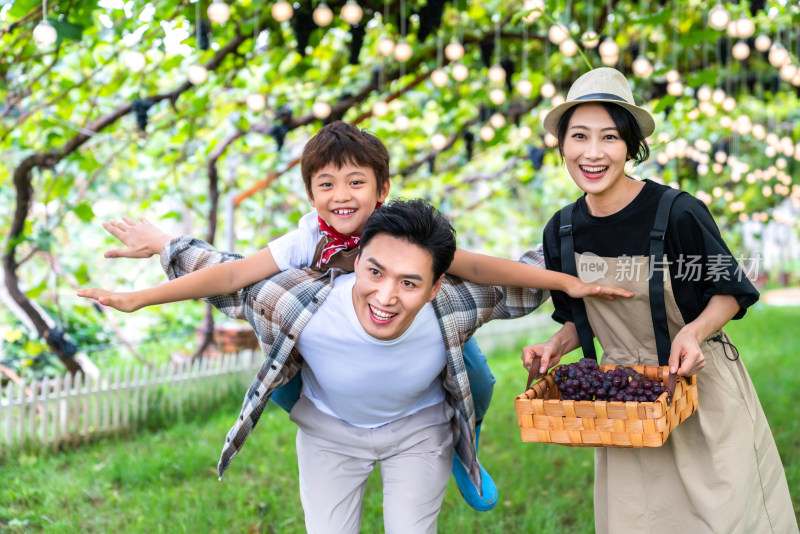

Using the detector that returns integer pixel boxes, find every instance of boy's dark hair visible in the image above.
[360,198,456,280]
[556,102,650,165]
[301,121,390,198]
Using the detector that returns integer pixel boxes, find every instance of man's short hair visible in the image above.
[360,199,456,280]
[301,121,390,198]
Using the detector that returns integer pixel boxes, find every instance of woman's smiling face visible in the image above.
[561,103,631,200]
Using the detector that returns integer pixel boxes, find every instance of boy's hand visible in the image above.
[103,217,174,259]
[77,288,142,313]
[566,281,634,301]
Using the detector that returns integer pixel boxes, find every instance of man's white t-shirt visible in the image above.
[295,274,447,428]
[268,211,321,270]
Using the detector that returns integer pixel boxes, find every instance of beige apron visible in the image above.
[578,254,797,534]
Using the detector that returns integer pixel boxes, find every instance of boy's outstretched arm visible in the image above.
[449,248,633,301]
[78,247,281,312]
[78,217,281,312]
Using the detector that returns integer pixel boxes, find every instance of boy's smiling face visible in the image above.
[307,162,390,237]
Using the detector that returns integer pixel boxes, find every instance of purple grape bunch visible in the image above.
[552,358,667,402]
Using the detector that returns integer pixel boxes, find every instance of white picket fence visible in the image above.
[0,350,260,451]
[0,312,555,452]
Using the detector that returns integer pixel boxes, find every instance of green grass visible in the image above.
[1,306,798,533]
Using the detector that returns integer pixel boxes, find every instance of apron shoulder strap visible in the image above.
[649,187,685,365]
[558,203,598,360]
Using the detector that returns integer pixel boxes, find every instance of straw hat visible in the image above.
[542,68,655,137]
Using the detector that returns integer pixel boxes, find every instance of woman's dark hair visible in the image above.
[556,102,650,165]
[360,198,456,280]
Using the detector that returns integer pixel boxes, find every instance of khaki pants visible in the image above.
[289,395,455,534]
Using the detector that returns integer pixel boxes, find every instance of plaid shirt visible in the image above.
[161,236,548,494]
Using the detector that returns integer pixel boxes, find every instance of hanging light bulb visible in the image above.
[632,57,654,78]
[552,94,565,106]
[272,0,293,22]
[732,40,750,60]
[394,115,410,131]
[656,152,670,165]
[33,20,57,47]
[489,88,506,105]
[581,30,599,48]
[489,113,506,129]
[444,41,465,61]
[312,101,331,119]
[246,93,266,111]
[488,64,506,83]
[378,38,395,57]
[519,125,532,139]
[793,70,800,87]
[657,132,671,144]
[393,41,413,62]
[544,132,558,147]
[667,81,683,96]
[726,20,740,39]
[665,69,680,83]
[124,50,146,72]
[188,64,208,84]
[207,0,231,24]
[720,115,732,128]
[712,88,726,104]
[734,17,755,38]
[431,69,448,87]
[780,62,798,82]
[697,85,712,102]
[708,5,730,31]
[313,3,334,27]
[722,96,736,111]
[523,0,544,23]
[687,108,700,120]
[451,63,469,82]
[598,40,619,56]
[516,78,533,97]
[751,124,766,139]
[540,82,556,99]
[548,23,569,45]
[699,101,717,117]
[480,125,495,141]
[560,38,578,57]
[736,115,753,135]
[769,44,790,67]
[372,101,389,117]
[431,133,448,150]
[754,34,771,52]
[341,0,363,24]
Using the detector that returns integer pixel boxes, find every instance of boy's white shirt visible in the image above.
[267,210,447,427]
[267,210,322,271]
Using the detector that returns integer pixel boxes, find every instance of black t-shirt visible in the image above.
[542,179,760,326]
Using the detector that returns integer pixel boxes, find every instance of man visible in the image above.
[99,199,547,533]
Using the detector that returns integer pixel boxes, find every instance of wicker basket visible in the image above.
[514,365,698,448]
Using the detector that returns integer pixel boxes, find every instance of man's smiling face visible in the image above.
[351,233,443,341]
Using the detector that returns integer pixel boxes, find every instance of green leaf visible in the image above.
[653,95,676,114]
[687,70,717,88]
[48,18,84,42]
[73,203,95,222]
[74,264,90,285]
[636,9,671,25]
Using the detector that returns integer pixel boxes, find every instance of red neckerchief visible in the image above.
[316,202,382,268]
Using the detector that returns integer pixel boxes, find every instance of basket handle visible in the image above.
[666,369,678,406]
[525,354,543,390]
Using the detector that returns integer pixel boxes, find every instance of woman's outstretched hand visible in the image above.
[102,217,174,259]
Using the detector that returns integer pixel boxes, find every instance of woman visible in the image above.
[523,68,797,533]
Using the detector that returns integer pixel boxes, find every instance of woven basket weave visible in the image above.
[515,365,698,448]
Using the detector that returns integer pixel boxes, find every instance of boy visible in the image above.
[79,122,631,511]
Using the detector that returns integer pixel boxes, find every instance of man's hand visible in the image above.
[565,280,634,301]
[76,288,142,313]
[103,217,174,259]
